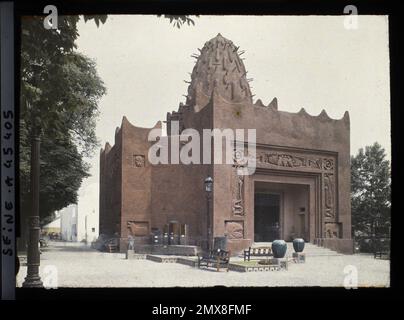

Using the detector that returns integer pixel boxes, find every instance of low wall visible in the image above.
[132,244,200,256]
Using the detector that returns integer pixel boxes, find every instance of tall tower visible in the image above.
[186,33,253,111]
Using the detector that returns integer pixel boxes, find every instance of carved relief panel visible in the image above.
[132,154,145,168]
[324,222,340,238]
[225,221,244,240]
[231,149,246,216]
[127,221,149,236]
[252,147,338,237]
[254,150,332,171]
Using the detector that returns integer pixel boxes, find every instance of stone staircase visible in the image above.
[252,242,343,257]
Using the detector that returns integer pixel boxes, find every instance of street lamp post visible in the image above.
[204,176,213,252]
[22,121,43,287]
[22,63,43,288]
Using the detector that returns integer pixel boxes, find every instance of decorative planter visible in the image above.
[293,238,305,253]
[272,240,287,258]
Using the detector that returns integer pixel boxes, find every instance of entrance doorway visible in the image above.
[254,193,280,242]
[254,181,311,242]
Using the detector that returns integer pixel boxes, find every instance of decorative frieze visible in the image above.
[254,150,334,171]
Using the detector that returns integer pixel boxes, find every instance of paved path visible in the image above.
[17,241,389,288]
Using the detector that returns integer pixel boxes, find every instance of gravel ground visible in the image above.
[16,242,389,288]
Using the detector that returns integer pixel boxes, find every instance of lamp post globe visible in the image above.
[204,176,213,193]
[204,176,213,251]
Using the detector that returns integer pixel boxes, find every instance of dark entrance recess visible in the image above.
[254,193,280,242]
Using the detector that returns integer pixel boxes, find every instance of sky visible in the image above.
[74,15,390,217]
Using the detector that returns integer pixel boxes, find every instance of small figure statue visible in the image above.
[127,233,135,251]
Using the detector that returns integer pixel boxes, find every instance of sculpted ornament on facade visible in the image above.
[127,221,149,236]
[133,154,145,168]
[232,149,246,215]
[323,158,334,171]
[254,148,338,228]
[325,223,340,238]
[255,151,323,170]
[225,221,244,239]
[232,174,244,215]
[324,173,335,220]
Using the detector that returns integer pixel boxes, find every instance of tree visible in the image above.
[20,14,197,235]
[20,15,107,238]
[158,15,198,28]
[351,142,391,240]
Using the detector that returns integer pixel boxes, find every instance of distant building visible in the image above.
[57,187,99,243]
[60,204,78,242]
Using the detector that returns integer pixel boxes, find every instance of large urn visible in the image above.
[293,238,305,253]
[271,240,287,258]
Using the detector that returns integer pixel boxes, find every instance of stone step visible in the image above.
[146,254,179,263]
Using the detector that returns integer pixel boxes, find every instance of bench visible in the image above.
[198,249,231,272]
[244,246,273,261]
[373,238,390,259]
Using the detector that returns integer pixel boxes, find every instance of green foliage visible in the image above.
[83,15,108,27]
[158,15,198,28]
[20,15,107,223]
[351,142,391,239]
